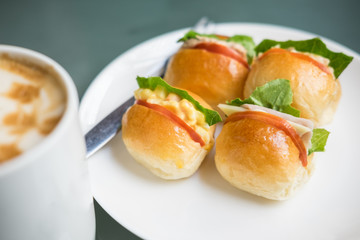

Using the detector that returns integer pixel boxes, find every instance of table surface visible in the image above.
[1,0,359,239]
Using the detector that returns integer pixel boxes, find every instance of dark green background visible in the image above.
[1,0,358,239]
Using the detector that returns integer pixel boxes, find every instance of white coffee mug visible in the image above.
[0,45,95,240]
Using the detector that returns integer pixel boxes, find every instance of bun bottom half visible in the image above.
[215,118,314,200]
[122,104,215,180]
[244,51,341,127]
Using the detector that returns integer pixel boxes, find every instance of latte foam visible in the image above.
[0,55,66,163]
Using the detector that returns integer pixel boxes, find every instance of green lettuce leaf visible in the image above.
[178,30,219,42]
[255,38,353,78]
[178,30,256,63]
[227,35,256,63]
[227,79,300,117]
[308,128,330,155]
[136,76,222,126]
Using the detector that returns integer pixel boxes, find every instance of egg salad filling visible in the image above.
[134,86,211,145]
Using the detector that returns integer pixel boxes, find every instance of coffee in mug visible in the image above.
[0,45,95,240]
[0,54,66,162]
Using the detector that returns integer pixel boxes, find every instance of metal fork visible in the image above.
[84,17,213,158]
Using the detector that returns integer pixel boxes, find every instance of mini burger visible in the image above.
[244,38,353,126]
[122,76,222,180]
[215,79,330,200]
[164,30,255,112]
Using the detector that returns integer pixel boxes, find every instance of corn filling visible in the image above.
[134,86,211,145]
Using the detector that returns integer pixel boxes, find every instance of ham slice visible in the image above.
[218,103,314,149]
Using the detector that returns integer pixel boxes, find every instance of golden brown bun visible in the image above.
[215,118,314,200]
[244,50,341,127]
[164,48,249,114]
[122,92,215,180]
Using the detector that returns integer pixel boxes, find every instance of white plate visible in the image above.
[79,23,360,240]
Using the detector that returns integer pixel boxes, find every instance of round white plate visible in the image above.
[79,23,360,240]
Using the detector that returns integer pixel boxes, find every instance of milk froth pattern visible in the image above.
[0,55,66,163]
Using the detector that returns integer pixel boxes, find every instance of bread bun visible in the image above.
[122,91,216,180]
[164,48,248,113]
[244,50,341,126]
[215,118,314,200]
